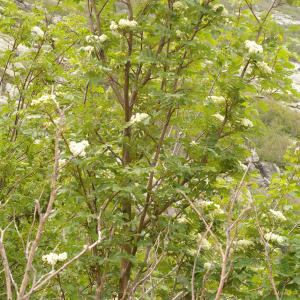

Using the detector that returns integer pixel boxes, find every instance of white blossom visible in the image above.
[257,61,273,74]
[79,45,94,54]
[269,209,286,221]
[198,235,211,250]
[99,34,108,42]
[32,94,56,106]
[190,140,198,146]
[204,262,212,270]
[233,239,254,249]
[178,216,188,224]
[0,95,8,105]
[57,252,68,261]
[69,140,89,157]
[173,1,186,11]
[110,21,119,31]
[17,44,31,54]
[86,34,108,44]
[210,206,225,216]
[264,232,286,244]
[240,118,253,128]
[59,159,66,168]
[5,67,15,77]
[212,113,225,122]
[130,113,149,124]
[42,252,67,266]
[31,26,44,37]
[175,30,184,38]
[118,19,138,29]
[244,40,263,54]
[42,253,58,266]
[198,200,214,208]
[207,95,225,104]
[5,83,18,98]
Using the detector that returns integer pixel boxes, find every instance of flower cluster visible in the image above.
[208,95,225,104]
[86,34,108,44]
[31,26,44,37]
[175,30,184,38]
[31,94,56,106]
[198,200,214,208]
[110,21,119,31]
[240,118,253,128]
[269,209,286,221]
[79,45,94,54]
[130,113,149,124]
[118,19,138,29]
[204,262,212,270]
[257,61,273,74]
[42,252,67,266]
[212,113,225,122]
[233,239,254,249]
[173,1,186,11]
[6,83,18,99]
[264,232,286,244]
[245,40,263,54]
[69,140,89,157]
[0,95,8,105]
[199,237,211,250]
[198,200,225,216]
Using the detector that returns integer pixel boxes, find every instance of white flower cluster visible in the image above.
[257,61,273,74]
[200,237,211,250]
[233,239,254,249]
[86,34,108,44]
[245,40,263,54]
[210,204,225,216]
[118,19,138,29]
[5,83,18,98]
[130,113,149,124]
[31,26,44,37]
[31,94,56,106]
[69,140,89,157]
[175,30,184,38]
[42,252,67,266]
[240,118,253,128]
[110,21,119,31]
[198,200,214,208]
[190,140,198,146]
[0,95,8,105]
[79,45,94,54]
[59,159,66,168]
[204,262,212,270]
[198,200,225,216]
[264,232,286,244]
[173,1,186,11]
[212,113,225,122]
[207,96,225,104]
[269,209,286,221]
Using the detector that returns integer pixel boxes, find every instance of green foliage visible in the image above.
[0,0,299,299]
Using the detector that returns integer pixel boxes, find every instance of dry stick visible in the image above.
[191,227,212,300]
[17,112,62,299]
[24,238,102,299]
[251,196,280,300]
[199,269,211,300]
[0,226,13,300]
[214,163,251,300]
[129,227,170,295]
[178,191,223,255]
[136,265,179,300]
